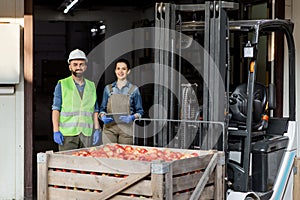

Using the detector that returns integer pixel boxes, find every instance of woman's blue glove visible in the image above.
[92,129,101,145]
[53,131,64,145]
[101,115,114,124]
[119,115,135,124]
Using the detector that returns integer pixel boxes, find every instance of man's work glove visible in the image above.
[119,115,135,124]
[53,131,64,145]
[92,129,101,145]
[101,115,114,124]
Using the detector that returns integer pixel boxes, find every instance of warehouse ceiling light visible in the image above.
[63,0,79,14]
[91,21,106,37]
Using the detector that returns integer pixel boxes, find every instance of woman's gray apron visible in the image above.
[102,84,136,144]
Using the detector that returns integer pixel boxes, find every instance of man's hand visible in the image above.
[93,129,101,145]
[101,115,114,124]
[119,115,135,124]
[53,131,64,145]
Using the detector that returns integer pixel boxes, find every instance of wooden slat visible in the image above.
[48,170,153,196]
[173,172,203,192]
[173,191,192,200]
[171,153,213,175]
[199,185,215,200]
[172,186,215,200]
[111,195,153,200]
[172,171,215,193]
[48,187,153,200]
[47,153,150,174]
[96,172,150,200]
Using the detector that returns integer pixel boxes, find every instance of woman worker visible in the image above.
[99,58,144,144]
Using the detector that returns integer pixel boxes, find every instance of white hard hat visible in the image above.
[68,49,88,63]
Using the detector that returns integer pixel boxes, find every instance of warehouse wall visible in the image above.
[33,6,146,91]
[0,1,24,199]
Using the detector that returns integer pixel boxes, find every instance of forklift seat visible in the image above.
[229,82,267,130]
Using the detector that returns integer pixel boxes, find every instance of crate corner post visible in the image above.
[37,152,49,200]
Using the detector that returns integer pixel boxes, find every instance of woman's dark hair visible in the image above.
[115,58,130,70]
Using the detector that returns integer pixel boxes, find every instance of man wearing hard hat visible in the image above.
[51,49,101,151]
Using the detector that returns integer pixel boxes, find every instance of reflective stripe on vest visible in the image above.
[59,76,96,136]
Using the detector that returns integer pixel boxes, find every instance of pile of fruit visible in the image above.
[71,144,199,162]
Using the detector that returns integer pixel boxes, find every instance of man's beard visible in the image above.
[72,70,83,77]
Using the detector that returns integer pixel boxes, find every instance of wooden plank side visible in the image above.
[190,153,218,200]
[199,185,215,200]
[172,186,214,200]
[48,187,153,200]
[172,171,215,193]
[173,191,192,200]
[47,153,150,174]
[96,172,150,200]
[173,172,203,192]
[171,153,213,175]
[48,170,153,196]
[37,153,48,200]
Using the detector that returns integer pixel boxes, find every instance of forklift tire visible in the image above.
[245,195,259,200]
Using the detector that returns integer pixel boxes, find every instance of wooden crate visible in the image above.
[37,145,225,200]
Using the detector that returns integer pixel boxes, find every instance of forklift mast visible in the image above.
[153,0,237,149]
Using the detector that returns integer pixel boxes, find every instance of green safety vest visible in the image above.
[59,76,96,136]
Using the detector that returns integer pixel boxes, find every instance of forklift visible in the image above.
[133,1,297,199]
[226,19,296,200]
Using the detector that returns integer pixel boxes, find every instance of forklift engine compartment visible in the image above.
[251,135,289,192]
